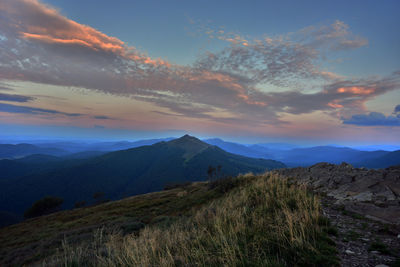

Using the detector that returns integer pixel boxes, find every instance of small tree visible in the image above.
[24,196,63,219]
[207,165,216,181]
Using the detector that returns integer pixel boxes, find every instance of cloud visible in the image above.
[0,102,83,116]
[0,92,35,102]
[0,83,14,91]
[0,0,397,128]
[394,104,400,114]
[298,20,368,51]
[343,112,400,126]
[94,115,112,120]
[0,102,113,121]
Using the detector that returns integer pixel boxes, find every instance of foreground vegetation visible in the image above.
[44,174,338,266]
[0,181,223,265]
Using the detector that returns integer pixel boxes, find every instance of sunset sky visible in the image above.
[0,0,399,144]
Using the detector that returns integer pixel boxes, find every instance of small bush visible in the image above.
[207,175,238,193]
[24,196,63,219]
[369,241,391,255]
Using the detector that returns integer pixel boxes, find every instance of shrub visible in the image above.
[24,196,63,219]
[369,241,391,255]
[207,175,238,193]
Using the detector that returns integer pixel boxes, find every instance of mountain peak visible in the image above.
[173,134,204,143]
[168,135,210,159]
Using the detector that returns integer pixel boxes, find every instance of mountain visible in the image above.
[0,143,68,159]
[204,138,268,158]
[353,144,400,151]
[278,146,389,167]
[0,135,285,218]
[253,142,299,150]
[0,155,61,180]
[356,150,400,168]
[203,140,393,168]
[34,138,175,153]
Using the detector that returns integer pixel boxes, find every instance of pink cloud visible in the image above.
[337,86,375,95]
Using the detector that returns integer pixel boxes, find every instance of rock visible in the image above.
[345,249,355,255]
[397,234,400,239]
[352,191,373,202]
[361,238,370,242]
[275,164,400,225]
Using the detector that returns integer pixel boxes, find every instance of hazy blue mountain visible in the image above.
[204,139,395,168]
[0,143,68,159]
[0,135,285,219]
[355,150,400,168]
[204,138,268,158]
[0,153,99,181]
[63,151,107,159]
[277,146,389,167]
[252,142,300,150]
[352,145,400,151]
[34,138,175,153]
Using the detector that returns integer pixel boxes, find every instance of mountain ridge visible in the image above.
[0,135,285,220]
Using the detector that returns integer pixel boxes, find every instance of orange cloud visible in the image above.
[2,0,170,68]
[337,86,375,95]
[327,101,344,108]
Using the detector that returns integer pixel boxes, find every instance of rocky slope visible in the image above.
[276,163,400,266]
[275,162,400,225]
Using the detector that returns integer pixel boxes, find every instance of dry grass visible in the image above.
[45,173,338,266]
[0,182,223,266]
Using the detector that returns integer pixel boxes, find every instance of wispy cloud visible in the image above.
[94,115,112,120]
[0,102,83,116]
[0,102,112,121]
[0,92,35,102]
[394,104,400,114]
[0,0,398,128]
[0,82,14,91]
[343,111,400,126]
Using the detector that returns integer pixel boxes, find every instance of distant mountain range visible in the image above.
[1,136,399,168]
[0,135,284,224]
[0,143,68,159]
[203,139,400,168]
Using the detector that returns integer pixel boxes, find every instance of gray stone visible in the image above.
[275,164,400,225]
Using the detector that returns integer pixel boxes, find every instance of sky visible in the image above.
[0,0,399,145]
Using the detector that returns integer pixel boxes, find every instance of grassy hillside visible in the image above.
[0,135,285,217]
[0,173,338,266]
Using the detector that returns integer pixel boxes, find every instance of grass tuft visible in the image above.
[46,173,339,266]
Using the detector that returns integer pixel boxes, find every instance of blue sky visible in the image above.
[0,0,399,144]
